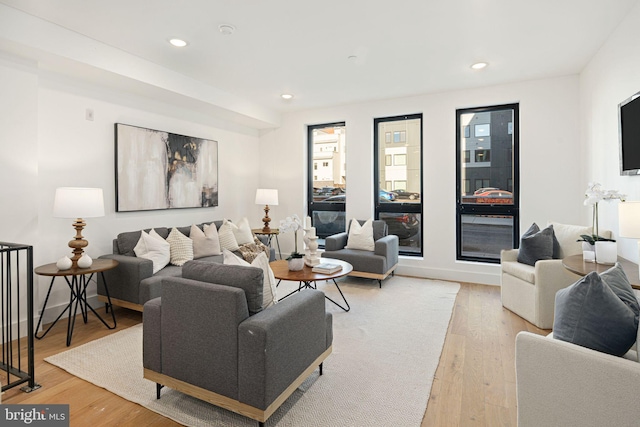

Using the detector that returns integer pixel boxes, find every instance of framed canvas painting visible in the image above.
[115,123,218,212]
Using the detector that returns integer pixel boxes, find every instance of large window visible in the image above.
[374,114,423,256]
[307,122,346,245]
[456,104,519,263]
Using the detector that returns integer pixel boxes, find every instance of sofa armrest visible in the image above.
[97,254,153,304]
[142,297,162,372]
[238,290,331,409]
[374,235,399,266]
[516,331,640,427]
[325,232,348,251]
[500,248,519,263]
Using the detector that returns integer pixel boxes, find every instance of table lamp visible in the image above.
[618,201,640,277]
[255,189,278,232]
[53,187,105,267]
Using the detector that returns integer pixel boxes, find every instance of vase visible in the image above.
[77,253,93,268]
[581,242,596,262]
[595,241,617,265]
[288,258,304,271]
[56,256,72,270]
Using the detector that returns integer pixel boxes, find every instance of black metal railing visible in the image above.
[1,242,38,393]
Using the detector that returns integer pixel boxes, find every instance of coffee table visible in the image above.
[270,259,353,312]
[562,254,640,289]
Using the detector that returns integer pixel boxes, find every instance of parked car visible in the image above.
[379,190,397,201]
[473,187,500,195]
[393,190,420,200]
[379,213,420,240]
[475,189,512,198]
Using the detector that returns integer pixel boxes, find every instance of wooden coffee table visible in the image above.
[270,259,353,312]
[562,254,640,289]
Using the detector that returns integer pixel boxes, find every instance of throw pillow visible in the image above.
[166,227,194,266]
[232,217,255,246]
[218,219,240,251]
[547,222,592,258]
[553,263,640,356]
[190,223,221,258]
[223,249,278,310]
[182,259,265,316]
[517,223,555,266]
[133,229,170,274]
[346,218,375,251]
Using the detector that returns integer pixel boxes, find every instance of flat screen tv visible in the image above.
[619,91,640,176]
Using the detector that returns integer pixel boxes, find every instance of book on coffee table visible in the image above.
[312,263,343,274]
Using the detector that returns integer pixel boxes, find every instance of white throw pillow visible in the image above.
[190,223,222,258]
[223,249,278,309]
[547,222,592,258]
[133,229,170,273]
[166,227,194,266]
[218,219,240,251]
[233,217,255,245]
[346,218,375,251]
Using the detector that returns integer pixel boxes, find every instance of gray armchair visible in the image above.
[322,219,399,287]
[143,261,333,426]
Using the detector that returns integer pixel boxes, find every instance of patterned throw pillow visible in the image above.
[166,228,194,266]
[218,219,240,251]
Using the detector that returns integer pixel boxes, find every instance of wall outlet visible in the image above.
[85,108,94,121]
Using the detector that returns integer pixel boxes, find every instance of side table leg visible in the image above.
[35,277,71,340]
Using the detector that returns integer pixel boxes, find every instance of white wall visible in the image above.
[0,53,264,326]
[260,75,583,285]
[580,0,640,263]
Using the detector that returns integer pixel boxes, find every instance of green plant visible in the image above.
[577,234,615,245]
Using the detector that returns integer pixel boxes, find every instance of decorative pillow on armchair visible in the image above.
[223,249,278,310]
[517,223,556,266]
[554,263,640,356]
[547,222,592,258]
[346,218,375,251]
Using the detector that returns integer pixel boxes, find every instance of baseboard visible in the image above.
[395,265,500,286]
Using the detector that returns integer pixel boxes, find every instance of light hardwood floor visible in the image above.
[3,282,547,426]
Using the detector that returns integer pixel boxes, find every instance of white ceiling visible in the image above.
[0,0,638,128]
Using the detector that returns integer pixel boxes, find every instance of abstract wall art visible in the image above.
[115,123,218,212]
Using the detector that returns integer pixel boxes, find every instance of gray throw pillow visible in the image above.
[553,263,639,356]
[517,223,555,266]
[182,260,264,315]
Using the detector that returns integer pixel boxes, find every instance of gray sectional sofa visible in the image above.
[97,220,275,311]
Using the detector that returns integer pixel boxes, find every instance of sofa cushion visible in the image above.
[134,229,170,274]
[218,219,240,251]
[182,259,265,316]
[346,218,375,251]
[547,222,592,258]
[553,263,640,356]
[190,223,222,259]
[166,227,194,266]
[502,260,536,284]
[223,249,278,310]
[517,223,555,266]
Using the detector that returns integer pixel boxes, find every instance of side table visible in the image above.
[34,259,118,346]
[252,228,282,259]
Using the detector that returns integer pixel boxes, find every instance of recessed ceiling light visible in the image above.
[281,94,294,100]
[219,24,236,36]
[471,62,488,70]
[169,38,188,47]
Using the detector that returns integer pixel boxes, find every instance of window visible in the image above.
[456,104,519,263]
[475,149,490,162]
[375,114,423,256]
[394,154,407,166]
[385,155,392,166]
[308,123,346,246]
[463,150,470,163]
[385,132,391,143]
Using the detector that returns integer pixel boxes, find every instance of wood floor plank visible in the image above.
[4,282,548,427]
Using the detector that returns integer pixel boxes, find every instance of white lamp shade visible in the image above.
[618,201,640,238]
[53,187,105,218]
[255,189,279,206]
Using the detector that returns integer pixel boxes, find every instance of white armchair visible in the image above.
[500,223,610,329]
[516,331,640,427]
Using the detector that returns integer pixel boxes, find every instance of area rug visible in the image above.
[45,276,459,426]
